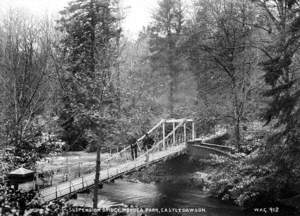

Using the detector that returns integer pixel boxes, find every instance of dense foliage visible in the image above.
[202,0,300,209]
[0,0,299,211]
[57,0,121,151]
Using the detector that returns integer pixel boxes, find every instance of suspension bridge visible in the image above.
[39,118,234,203]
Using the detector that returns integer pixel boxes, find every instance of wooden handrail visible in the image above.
[201,142,235,150]
[165,119,193,123]
[103,119,164,163]
[191,144,237,159]
[139,120,186,158]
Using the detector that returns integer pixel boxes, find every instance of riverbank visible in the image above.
[123,154,300,216]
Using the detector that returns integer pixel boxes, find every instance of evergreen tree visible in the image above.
[57,0,121,151]
[148,0,184,117]
[254,0,300,191]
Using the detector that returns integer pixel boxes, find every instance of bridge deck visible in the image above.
[39,143,186,203]
[39,118,233,203]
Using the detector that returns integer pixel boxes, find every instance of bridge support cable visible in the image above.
[162,120,166,150]
[184,121,187,144]
[173,122,176,145]
[39,118,194,203]
[37,121,197,186]
[139,119,186,159]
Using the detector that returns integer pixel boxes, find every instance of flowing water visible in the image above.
[69,155,247,216]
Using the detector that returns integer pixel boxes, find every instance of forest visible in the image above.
[0,0,299,212]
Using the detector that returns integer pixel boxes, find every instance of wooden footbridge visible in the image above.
[39,118,234,203]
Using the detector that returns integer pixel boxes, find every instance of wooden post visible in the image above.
[55,185,58,199]
[78,162,81,177]
[35,172,39,192]
[93,145,101,209]
[192,121,195,140]
[173,122,176,145]
[184,121,187,143]
[50,172,53,186]
[66,154,69,181]
[162,120,166,149]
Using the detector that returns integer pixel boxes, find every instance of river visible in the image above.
[68,155,247,216]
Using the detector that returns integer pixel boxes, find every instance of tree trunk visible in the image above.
[169,76,175,117]
[233,84,241,151]
[90,0,96,76]
[116,36,121,116]
[235,115,241,151]
[196,74,209,107]
[168,57,178,118]
[93,144,101,209]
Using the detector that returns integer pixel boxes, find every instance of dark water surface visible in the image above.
[70,156,246,216]
[72,180,245,216]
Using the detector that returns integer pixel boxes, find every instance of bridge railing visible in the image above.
[39,118,195,202]
[138,120,187,160]
[38,119,195,188]
[102,120,164,164]
[37,120,165,186]
[99,119,188,171]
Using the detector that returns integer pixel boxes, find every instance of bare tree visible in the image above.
[0,10,56,165]
[186,0,258,150]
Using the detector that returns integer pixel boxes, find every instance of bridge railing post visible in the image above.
[162,120,166,150]
[173,122,176,146]
[184,120,187,144]
[55,185,58,199]
[192,121,195,140]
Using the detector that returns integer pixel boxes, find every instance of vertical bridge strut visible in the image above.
[39,118,194,203]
